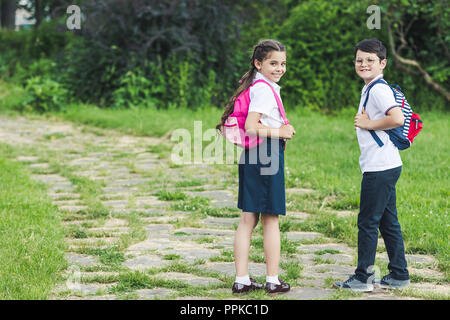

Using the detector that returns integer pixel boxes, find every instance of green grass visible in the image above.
[40,103,448,277]
[57,104,450,276]
[82,247,126,267]
[57,103,222,138]
[0,80,28,113]
[0,78,448,295]
[154,190,187,201]
[163,254,182,260]
[0,144,67,299]
[315,249,342,255]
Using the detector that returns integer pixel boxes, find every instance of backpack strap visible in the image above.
[251,79,289,125]
[362,78,388,147]
[251,79,289,150]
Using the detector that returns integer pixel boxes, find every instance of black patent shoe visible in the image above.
[232,278,264,295]
[264,278,290,295]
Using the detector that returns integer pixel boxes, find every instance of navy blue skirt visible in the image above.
[237,138,286,215]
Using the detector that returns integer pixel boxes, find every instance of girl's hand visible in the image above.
[354,109,371,130]
[279,124,296,139]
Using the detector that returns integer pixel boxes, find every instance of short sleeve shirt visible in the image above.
[248,72,284,129]
[356,74,403,173]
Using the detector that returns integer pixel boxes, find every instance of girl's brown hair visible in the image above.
[216,39,286,132]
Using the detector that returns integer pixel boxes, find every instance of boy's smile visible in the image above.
[355,50,386,84]
[254,51,286,83]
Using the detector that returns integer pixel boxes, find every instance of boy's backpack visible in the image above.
[222,79,289,149]
[363,78,423,150]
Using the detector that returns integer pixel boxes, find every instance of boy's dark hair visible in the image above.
[354,38,387,60]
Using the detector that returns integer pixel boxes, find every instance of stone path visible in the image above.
[0,115,448,300]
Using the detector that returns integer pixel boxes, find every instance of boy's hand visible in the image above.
[354,109,371,130]
[279,124,296,139]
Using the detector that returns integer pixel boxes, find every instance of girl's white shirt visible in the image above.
[248,72,284,129]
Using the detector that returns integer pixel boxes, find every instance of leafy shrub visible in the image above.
[22,76,68,112]
[61,0,241,106]
[11,58,58,86]
[275,0,449,111]
[112,69,154,109]
[0,81,30,111]
[275,0,374,109]
[0,21,72,79]
[0,1,447,112]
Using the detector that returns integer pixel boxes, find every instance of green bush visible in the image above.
[0,22,72,79]
[112,69,154,109]
[22,76,68,112]
[274,0,449,111]
[275,0,377,109]
[57,0,241,107]
[110,55,220,110]
[0,81,30,111]
[0,1,447,111]
[11,58,58,86]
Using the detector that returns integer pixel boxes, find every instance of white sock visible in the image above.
[266,275,281,285]
[235,275,251,286]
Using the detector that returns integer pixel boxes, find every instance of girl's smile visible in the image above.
[254,51,287,83]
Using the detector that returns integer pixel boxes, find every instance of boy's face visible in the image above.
[254,51,286,83]
[355,50,386,84]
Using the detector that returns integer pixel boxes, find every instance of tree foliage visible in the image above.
[0,0,448,111]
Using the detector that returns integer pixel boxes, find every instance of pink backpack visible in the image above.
[222,79,289,149]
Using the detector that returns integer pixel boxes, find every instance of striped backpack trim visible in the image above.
[363,79,423,150]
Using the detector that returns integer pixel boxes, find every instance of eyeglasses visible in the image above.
[354,58,379,66]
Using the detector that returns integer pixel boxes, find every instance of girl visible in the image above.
[216,39,296,295]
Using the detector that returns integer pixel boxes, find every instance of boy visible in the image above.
[334,39,410,292]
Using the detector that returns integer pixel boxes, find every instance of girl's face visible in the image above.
[254,51,286,83]
[354,50,386,84]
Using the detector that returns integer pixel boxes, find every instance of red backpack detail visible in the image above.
[222,79,289,149]
[364,79,423,150]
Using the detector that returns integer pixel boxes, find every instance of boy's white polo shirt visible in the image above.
[248,72,284,129]
[356,74,403,173]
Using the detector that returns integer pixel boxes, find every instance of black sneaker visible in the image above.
[264,278,290,295]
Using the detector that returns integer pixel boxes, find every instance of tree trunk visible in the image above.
[387,21,450,102]
[34,0,45,28]
[49,0,66,19]
[1,0,17,29]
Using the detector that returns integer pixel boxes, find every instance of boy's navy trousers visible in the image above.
[355,166,409,282]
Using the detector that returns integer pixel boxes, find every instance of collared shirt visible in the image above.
[248,72,284,129]
[356,74,402,173]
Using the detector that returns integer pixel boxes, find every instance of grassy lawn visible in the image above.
[0,79,448,297]
[0,144,66,299]
[53,103,449,276]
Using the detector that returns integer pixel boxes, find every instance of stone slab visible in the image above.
[297,243,355,255]
[154,272,222,287]
[202,217,239,229]
[286,231,322,242]
[284,287,334,300]
[198,262,279,277]
[135,288,174,299]
[123,255,170,271]
[65,253,100,267]
[302,264,355,280]
[174,227,234,237]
